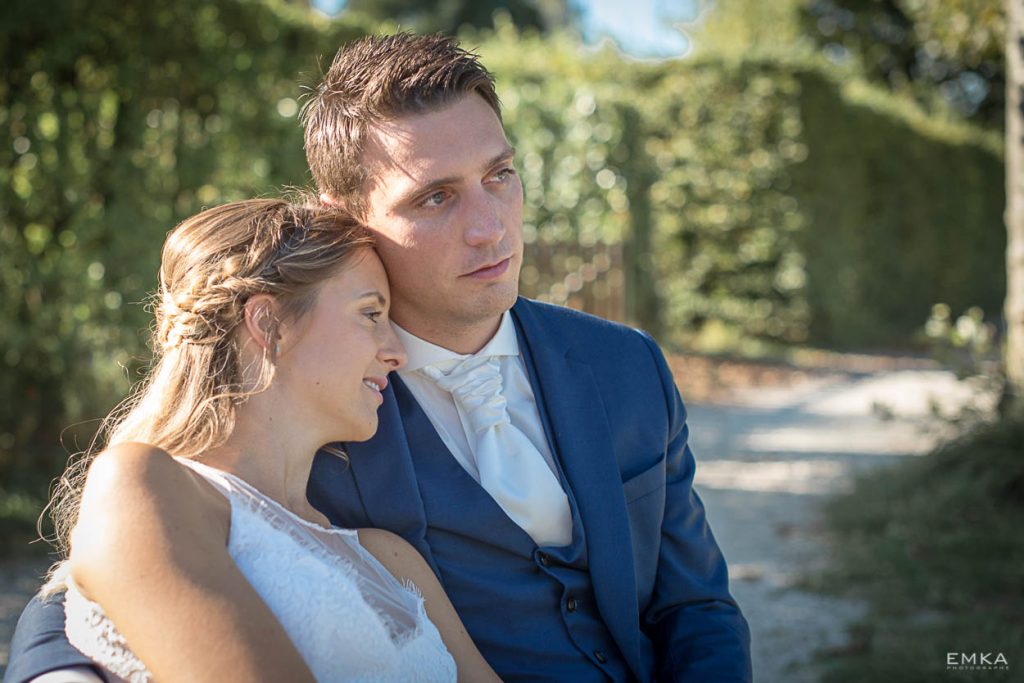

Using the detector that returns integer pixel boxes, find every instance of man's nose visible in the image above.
[463,189,505,247]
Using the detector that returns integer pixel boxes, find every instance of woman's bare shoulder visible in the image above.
[86,441,179,487]
[357,528,412,555]
[72,443,229,568]
[356,528,429,578]
[82,443,224,512]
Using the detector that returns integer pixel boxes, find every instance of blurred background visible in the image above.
[1,0,1021,681]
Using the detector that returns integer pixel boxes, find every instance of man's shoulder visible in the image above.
[513,297,656,348]
[512,298,672,387]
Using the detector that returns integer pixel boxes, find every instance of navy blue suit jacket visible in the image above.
[310,298,750,681]
[6,298,751,682]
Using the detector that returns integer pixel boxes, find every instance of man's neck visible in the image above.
[393,312,505,355]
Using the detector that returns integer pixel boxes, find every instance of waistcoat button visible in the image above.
[566,597,578,612]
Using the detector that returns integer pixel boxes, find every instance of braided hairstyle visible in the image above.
[46,198,373,557]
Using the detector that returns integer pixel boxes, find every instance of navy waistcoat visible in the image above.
[394,378,634,682]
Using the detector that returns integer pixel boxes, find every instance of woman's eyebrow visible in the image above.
[356,290,387,305]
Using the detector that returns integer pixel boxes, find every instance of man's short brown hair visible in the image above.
[302,33,501,218]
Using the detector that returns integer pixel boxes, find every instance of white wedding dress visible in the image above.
[59,458,457,682]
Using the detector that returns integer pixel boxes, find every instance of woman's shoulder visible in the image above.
[86,441,180,487]
[356,528,413,560]
[84,443,226,513]
[356,528,429,580]
[72,443,230,567]
[78,443,179,520]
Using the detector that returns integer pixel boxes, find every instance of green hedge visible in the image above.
[0,5,1006,497]
[794,71,1005,347]
[477,28,1005,351]
[1,0,365,492]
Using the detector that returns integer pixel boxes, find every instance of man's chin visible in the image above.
[471,282,518,317]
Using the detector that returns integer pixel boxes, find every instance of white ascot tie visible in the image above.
[422,355,572,547]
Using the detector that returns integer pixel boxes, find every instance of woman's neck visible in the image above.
[197,390,326,524]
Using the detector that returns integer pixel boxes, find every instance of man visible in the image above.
[7,34,751,682]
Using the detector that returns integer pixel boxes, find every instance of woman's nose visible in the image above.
[379,323,407,371]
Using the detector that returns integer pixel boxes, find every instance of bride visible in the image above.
[41,198,500,682]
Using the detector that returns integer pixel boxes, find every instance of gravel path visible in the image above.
[685,368,993,682]
[0,366,991,680]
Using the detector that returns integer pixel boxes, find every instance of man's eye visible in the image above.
[420,191,448,208]
[494,167,516,181]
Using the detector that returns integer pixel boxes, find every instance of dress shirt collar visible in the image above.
[392,311,520,373]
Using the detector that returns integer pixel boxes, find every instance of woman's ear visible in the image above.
[243,294,280,358]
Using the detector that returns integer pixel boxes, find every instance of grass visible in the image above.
[803,417,1024,682]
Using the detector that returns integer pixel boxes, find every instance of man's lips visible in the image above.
[464,257,511,279]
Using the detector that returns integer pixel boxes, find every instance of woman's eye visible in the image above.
[365,310,383,323]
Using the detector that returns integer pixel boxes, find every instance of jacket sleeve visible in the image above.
[4,593,104,683]
[637,333,753,682]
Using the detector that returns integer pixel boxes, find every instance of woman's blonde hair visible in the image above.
[46,197,373,558]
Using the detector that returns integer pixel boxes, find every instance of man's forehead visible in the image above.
[363,118,433,169]
[361,102,511,188]
[360,124,442,196]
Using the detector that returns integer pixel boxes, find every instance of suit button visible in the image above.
[538,552,550,567]
[594,650,607,664]
[566,597,578,612]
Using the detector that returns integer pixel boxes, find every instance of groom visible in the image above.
[8,34,751,682]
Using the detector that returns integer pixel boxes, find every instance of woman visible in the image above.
[42,199,500,682]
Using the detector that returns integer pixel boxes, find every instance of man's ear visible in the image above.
[243,294,280,356]
[320,192,341,208]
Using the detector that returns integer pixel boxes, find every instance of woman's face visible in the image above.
[277,249,406,442]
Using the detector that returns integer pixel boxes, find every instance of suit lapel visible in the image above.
[344,375,435,565]
[512,300,643,674]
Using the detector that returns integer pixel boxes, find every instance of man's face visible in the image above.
[358,94,524,342]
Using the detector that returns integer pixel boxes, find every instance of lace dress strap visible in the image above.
[173,457,356,536]
[173,457,427,644]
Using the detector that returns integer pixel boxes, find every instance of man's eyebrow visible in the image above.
[399,145,517,206]
[485,144,516,170]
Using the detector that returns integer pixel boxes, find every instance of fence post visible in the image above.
[619,103,661,337]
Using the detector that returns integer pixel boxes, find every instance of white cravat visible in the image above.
[421,354,572,547]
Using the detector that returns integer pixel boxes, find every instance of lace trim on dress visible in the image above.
[176,458,427,648]
[64,577,149,683]
[186,459,357,537]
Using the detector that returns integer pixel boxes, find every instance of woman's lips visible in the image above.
[362,377,386,405]
[465,257,511,280]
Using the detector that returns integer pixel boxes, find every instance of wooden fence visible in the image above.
[521,236,626,324]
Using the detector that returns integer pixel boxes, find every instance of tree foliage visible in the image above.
[0,0,364,490]
[1006,0,1024,410]
[480,24,1004,350]
[341,0,574,34]
[801,0,1006,127]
